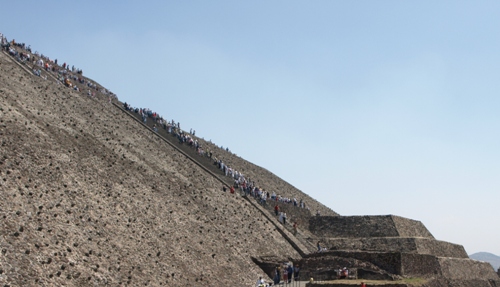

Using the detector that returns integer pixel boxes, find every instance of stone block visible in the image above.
[324,237,468,258]
[309,215,433,239]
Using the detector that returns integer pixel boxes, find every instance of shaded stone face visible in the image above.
[309,215,434,239]
[324,237,468,258]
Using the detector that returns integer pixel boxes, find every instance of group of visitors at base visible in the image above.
[254,259,371,286]
[255,262,300,286]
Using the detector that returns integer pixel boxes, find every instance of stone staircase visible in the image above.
[113,102,317,258]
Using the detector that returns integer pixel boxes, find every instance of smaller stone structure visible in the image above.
[301,215,500,287]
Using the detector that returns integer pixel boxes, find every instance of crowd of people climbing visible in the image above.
[1,33,117,102]
[122,100,313,231]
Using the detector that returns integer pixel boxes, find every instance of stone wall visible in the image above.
[325,237,417,253]
[309,215,433,239]
[305,251,403,275]
[251,256,291,279]
[414,238,467,258]
[324,237,467,258]
[438,279,500,287]
[437,257,499,280]
[299,251,436,279]
[400,253,441,277]
[392,215,434,238]
[296,251,400,280]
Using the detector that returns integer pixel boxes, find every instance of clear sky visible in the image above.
[2,1,499,256]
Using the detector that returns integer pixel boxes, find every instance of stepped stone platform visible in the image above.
[310,215,467,258]
[299,215,500,287]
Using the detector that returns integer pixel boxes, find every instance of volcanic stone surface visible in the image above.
[0,51,305,286]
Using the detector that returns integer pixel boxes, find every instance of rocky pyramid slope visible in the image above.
[0,50,303,286]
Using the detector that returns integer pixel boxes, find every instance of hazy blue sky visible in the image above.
[2,1,499,256]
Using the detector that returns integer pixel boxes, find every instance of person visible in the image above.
[317,241,322,252]
[294,265,300,281]
[360,282,367,287]
[260,192,266,205]
[282,212,287,225]
[273,267,280,285]
[293,222,298,235]
[283,265,288,283]
[230,186,235,194]
[287,264,293,283]
[255,276,265,287]
[274,204,279,216]
[339,267,348,279]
